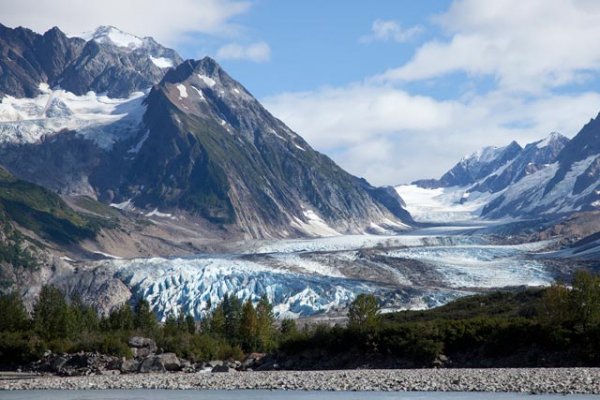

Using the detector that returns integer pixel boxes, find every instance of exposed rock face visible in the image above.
[104,58,412,237]
[0,24,181,99]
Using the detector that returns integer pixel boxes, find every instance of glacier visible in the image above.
[90,227,557,321]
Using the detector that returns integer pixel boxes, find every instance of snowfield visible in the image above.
[0,85,146,148]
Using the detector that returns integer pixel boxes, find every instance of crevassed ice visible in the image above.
[0,86,146,149]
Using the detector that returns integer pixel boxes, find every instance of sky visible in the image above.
[3,0,600,185]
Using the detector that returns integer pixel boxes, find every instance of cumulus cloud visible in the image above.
[377,0,600,92]
[360,19,423,43]
[216,41,271,62]
[264,85,600,185]
[0,0,251,45]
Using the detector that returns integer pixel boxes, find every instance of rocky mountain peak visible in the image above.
[81,25,145,49]
[534,131,568,149]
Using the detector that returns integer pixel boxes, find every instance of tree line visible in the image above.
[3,270,600,368]
[0,286,290,365]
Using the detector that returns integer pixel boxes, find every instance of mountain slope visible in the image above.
[0,23,412,239]
[108,58,412,237]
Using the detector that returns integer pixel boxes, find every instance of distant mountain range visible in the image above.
[412,122,600,219]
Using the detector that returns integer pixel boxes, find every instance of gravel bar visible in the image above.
[2,368,600,393]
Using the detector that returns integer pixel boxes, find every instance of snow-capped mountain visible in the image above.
[112,58,412,237]
[0,24,411,239]
[414,141,522,189]
[404,121,599,221]
[0,24,182,99]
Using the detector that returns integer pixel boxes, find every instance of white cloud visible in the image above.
[216,41,271,62]
[0,0,251,45]
[360,19,423,43]
[377,0,600,93]
[264,84,600,185]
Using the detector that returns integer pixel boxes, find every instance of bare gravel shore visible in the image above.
[2,368,600,394]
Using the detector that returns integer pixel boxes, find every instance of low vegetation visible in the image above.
[0,166,114,246]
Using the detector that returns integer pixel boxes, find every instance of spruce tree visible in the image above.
[32,285,74,340]
[239,299,258,352]
[256,295,275,351]
[133,299,157,335]
[0,292,29,332]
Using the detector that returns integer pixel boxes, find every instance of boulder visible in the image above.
[128,336,157,359]
[50,356,68,372]
[139,356,165,373]
[211,365,233,373]
[241,352,266,369]
[120,358,140,374]
[157,353,180,371]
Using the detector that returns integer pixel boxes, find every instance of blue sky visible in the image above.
[183,1,452,98]
[4,0,600,185]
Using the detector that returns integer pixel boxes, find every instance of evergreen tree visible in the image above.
[0,292,29,332]
[239,299,258,352]
[32,285,75,340]
[570,270,600,329]
[185,314,196,334]
[70,293,99,333]
[256,294,275,351]
[347,294,380,332]
[280,318,298,337]
[105,303,134,331]
[133,299,157,334]
[163,312,179,337]
[223,294,242,342]
[207,302,226,338]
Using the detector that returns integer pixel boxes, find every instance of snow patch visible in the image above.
[536,132,563,149]
[290,209,339,237]
[109,199,135,211]
[83,26,143,49]
[197,74,216,88]
[146,209,175,219]
[176,84,188,98]
[190,86,205,101]
[395,184,492,223]
[150,56,174,69]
